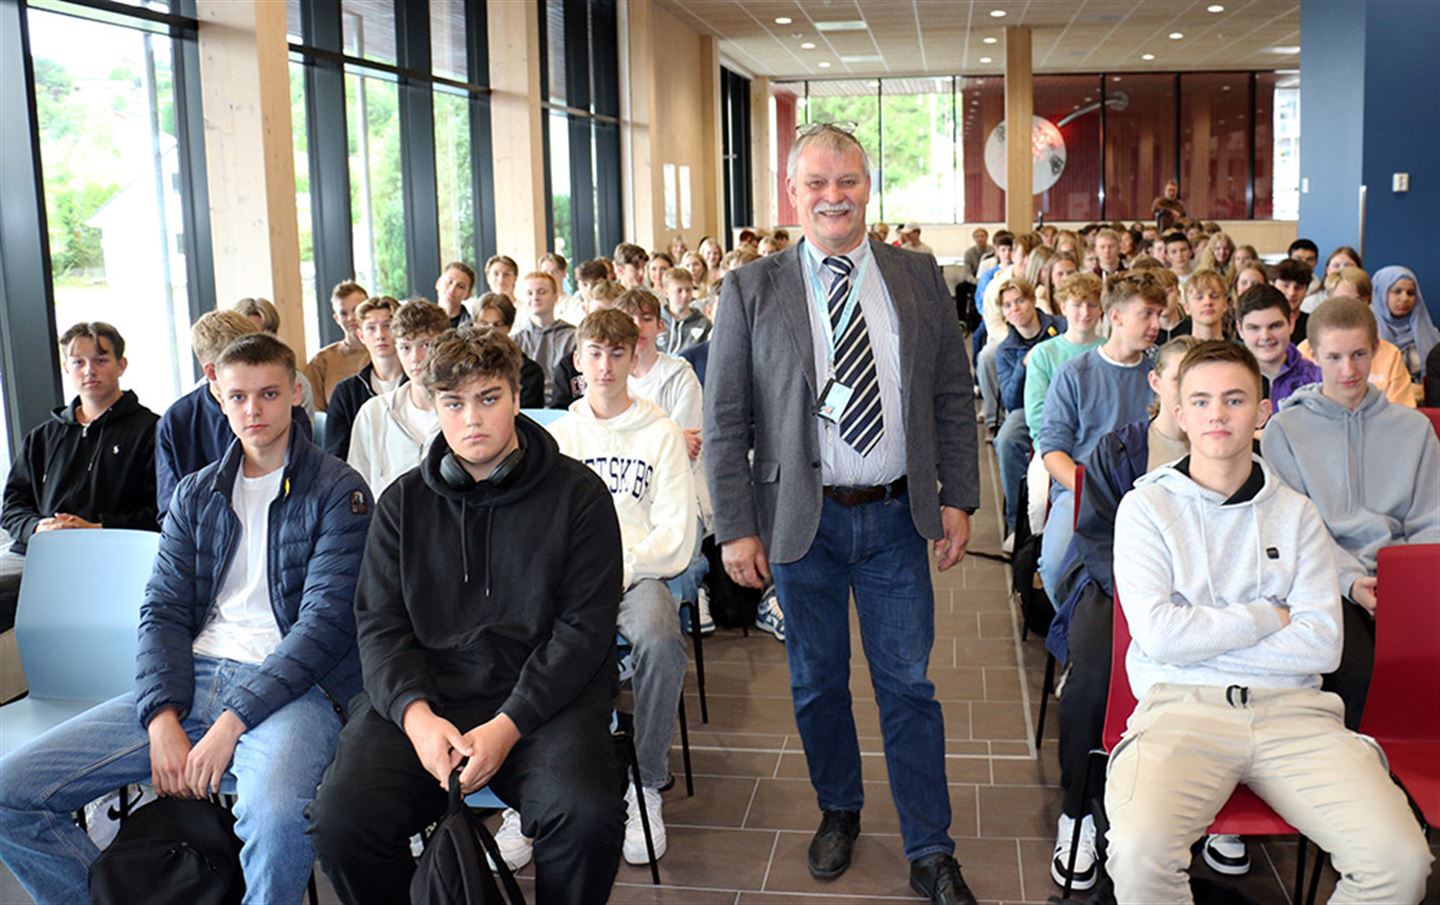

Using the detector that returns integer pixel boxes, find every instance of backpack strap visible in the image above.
[448,772,527,905]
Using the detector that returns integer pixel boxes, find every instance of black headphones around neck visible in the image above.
[439,433,526,492]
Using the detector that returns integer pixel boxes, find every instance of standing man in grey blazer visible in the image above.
[704,124,980,905]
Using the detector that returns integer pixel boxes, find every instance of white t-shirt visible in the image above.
[395,388,439,443]
[370,370,403,396]
[193,467,285,663]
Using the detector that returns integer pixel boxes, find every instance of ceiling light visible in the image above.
[774,16,792,25]
[840,54,883,63]
[1207,4,1225,11]
[1169,32,1184,39]
[814,20,867,32]
[989,9,1007,17]
[1141,53,1155,61]
[1267,45,1301,54]
[983,36,998,44]
[818,61,832,68]
[979,56,993,64]
[801,41,816,49]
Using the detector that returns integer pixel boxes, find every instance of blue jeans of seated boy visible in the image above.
[995,409,1031,533]
[1039,487,1075,605]
[667,551,710,631]
[617,579,687,789]
[0,656,340,905]
[769,490,954,862]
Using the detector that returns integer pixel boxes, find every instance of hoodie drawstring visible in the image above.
[484,508,494,598]
[460,500,470,584]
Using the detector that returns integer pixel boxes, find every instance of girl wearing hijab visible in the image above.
[1370,265,1439,382]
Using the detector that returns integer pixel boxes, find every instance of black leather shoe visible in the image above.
[910,853,978,905]
[807,810,860,879]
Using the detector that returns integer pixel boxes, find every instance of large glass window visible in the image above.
[547,111,576,260]
[341,0,396,67]
[805,79,881,184]
[429,0,467,82]
[1180,73,1251,220]
[346,69,406,296]
[28,7,194,410]
[434,87,474,268]
[290,60,320,360]
[1102,74,1178,222]
[880,78,956,224]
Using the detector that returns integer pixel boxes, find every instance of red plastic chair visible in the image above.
[1418,408,1440,441]
[1072,463,1085,531]
[1360,544,1440,831]
[1060,592,1311,900]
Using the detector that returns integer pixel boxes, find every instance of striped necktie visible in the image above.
[822,254,885,456]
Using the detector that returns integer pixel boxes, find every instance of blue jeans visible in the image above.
[0,656,341,905]
[1039,487,1075,604]
[770,490,953,862]
[995,409,1031,532]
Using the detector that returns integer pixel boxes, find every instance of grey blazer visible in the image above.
[704,240,980,565]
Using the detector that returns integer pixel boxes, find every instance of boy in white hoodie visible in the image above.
[547,308,696,866]
[1261,297,1440,729]
[347,300,450,496]
[1108,340,1429,905]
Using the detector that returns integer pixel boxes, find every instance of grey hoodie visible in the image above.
[1114,456,1342,699]
[1262,384,1440,598]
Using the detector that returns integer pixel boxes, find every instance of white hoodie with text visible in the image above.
[548,396,698,589]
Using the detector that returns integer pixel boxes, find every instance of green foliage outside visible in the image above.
[346,74,407,297]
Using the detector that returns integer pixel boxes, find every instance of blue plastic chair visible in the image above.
[311,410,328,451]
[0,529,159,758]
[520,408,565,427]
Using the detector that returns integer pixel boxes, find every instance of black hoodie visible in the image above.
[2,390,160,554]
[353,414,623,735]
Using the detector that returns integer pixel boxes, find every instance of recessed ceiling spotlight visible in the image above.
[774,16,792,25]
[1141,53,1156,61]
[1207,4,1225,11]
[979,56,993,64]
[989,9,1007,17]
[818,61,832,68]
[1169,32,1184,40]
[801,41,816,49]
[983,36,998,44]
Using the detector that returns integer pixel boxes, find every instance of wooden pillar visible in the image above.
[699,35,723,244]
[487,0,547,267]
[622,0,656,248]
[1004,26,1033,234]
[196,0,303,355]
[751,76,773,228]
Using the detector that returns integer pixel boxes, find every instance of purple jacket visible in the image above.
[1269,343,1322,407]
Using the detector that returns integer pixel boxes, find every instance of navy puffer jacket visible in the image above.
[135,429,370,730]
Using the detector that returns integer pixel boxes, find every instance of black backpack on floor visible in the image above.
[89,797,244,905]
[1011,474,1054,638]
[410,772,526,905]
[702,535,761,628]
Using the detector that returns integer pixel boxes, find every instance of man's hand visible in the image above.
[33,517,66,533]
[683,428,703,461]
[52,512,101,529]
[722,535,771,589]
[1350,576,1378,616]
[1273,605,1292,628]
[403,701,471,788]
[147,708,194,798]
[185,710,245,797]
[456,714,522,793]
[934,506,970,572]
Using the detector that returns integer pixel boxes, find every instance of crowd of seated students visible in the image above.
[0,212,1437,905]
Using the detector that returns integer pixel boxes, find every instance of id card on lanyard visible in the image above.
[808,249,871,425]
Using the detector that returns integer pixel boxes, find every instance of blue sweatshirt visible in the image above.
[1035,348,1154,498]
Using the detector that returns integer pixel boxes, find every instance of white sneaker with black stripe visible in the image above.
[755,588,785,641]
[486,808,533,872]
[1202,833,1250,875]
[1050,813,1097,891]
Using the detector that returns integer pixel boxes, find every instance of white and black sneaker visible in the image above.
[1050,812,1098,891]
[623,783,667,865]
[1202,833,1250,875]
[695,585,716,636]
[486,808,533,872]
[755,587,786,642]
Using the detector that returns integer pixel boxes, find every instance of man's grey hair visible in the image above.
[786,125,875,184]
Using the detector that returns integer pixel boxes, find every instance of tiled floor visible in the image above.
[3,428,1437,904]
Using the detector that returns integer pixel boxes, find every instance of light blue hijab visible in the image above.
[1370,265,1439,368]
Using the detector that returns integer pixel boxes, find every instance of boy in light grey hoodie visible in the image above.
[1262,297,1440,729]
[1108,341,1430,905]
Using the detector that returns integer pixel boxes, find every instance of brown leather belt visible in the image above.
[822,475,908,506]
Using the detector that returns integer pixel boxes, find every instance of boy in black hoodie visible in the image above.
[1,322,158,630]
[310,326,625,904]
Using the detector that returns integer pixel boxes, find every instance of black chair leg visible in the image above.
[307,870,319,905]
[1035,653,1056,750]
[1305,841,1325,905]
[1062,750,1100,900]
[621,725,661,885]
[1294,836,1308,905]
[677,694,694,797]
[679,599,709,724]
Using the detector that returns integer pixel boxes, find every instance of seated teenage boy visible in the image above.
[993,277,1064,542]
[513,271,578,406]
[1108,340,1431,904]
[309,327,624,904]
[474,292,546,407]
[305,281,371,411]
[1261,297,1440,729]
[546,309,696,865]
[1273,258,1313,341]
[324,296,404,460]
[1035,271,1164,601]
[0,333,371,905]
[659,267,712,356]
[435,261,476,328]
[1236,284,1320,409]
[347,299,449,497]
[156,311,311,519]
[550,279,625,409]
[1,322,159,631]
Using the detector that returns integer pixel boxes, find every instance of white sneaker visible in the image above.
[486,808,533,872]
[1002,532,1015,555]
[695,585,716,636]
[623,783,667,865]
[1202,833,1250,875]
[1050,813,1098,891]
[755,588,786,642]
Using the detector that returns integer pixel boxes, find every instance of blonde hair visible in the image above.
[1324,266,1372,301]
[232,297,280,333]
[191,310,259,367]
